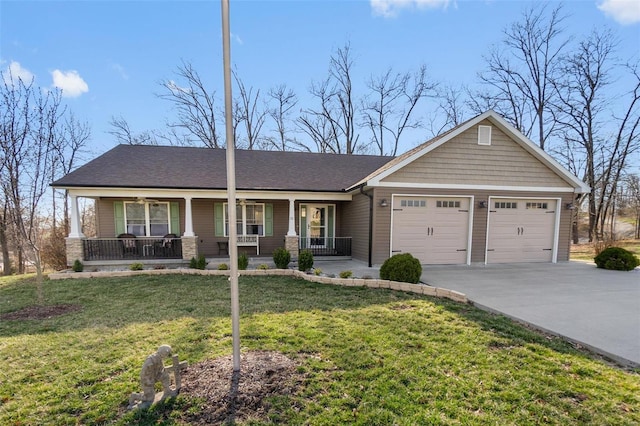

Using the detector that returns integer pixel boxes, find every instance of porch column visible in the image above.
[69,195,85,238]
[287,197,296,236]
[183,197,195,237]
[285,197,299,258]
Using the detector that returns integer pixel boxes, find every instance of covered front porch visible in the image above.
[64,190,359,267]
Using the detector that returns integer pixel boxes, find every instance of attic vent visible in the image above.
[478,125,492,146]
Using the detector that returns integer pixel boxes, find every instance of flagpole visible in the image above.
[221,0,240,371]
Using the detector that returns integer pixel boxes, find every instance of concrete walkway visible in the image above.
[314,259,640,367]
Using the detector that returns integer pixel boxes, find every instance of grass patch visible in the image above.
[571,239,640,261]
[1,274,639,425]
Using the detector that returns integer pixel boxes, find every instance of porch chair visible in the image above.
[156,233,178,257]
[117,233,138,257]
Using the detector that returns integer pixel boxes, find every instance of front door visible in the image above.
[300,204,335,251]
[308,206,327,247]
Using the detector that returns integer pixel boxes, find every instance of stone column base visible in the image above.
[65,237,84,267]
[181,236,198,261]
[285,235,299,259]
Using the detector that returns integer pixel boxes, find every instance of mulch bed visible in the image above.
[177,350,306,425]
[0,304,82,320]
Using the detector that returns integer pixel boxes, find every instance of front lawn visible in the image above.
[1,274,638,425]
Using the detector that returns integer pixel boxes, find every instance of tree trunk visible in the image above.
[0,209,11,275]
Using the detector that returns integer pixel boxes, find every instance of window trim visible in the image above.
[123,201,171,237]
[223,202,266,237]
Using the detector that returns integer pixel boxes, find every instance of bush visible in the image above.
[298,249,314,272]
[313,268,322,276]
[190,255,207,270]
[218,263,229,270]
[594,247,639,271]
[257,263,270,270]
[273,247,291,269]
[72,259,84,272]
[129,263,144,271]
[380,253,422,283]
[238,253,249,270]
[339,270,353,279]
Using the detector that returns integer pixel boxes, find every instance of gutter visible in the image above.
[359,184,374,268]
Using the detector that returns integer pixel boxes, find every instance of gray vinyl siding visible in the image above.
[371,188,394,266]
[370,188,574,265]
[97,198,115,237]
[192,199,215,256]
[382,120,571,188]
[341,193,371,262]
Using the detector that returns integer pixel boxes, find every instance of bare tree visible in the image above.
[0,71,64,300]
[554,29,640,241]
[361,65,434,155]
[478,4,569,150]
[158,60,221,148]
[108,116,158,145]
[434,85,468,133]
[299,43,360,154]
[51,113,90,235]
[625,174,640,239]
[233,69,268,150]
[266,84,307,151]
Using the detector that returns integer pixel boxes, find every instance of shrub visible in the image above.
[594,247,639,271]
[72,259,84,272]
[339,270,353,279]
[273,247,291,269]
[190,255,207,270]
[129,263,144,271]
[313,268,322,276]
[218,263,229,270]
[380,253,422,283]
[257,263,270,270]
[238,253,249,270]
[298,249,314,272]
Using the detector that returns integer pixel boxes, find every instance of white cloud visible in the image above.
[371,0,453,18]
[2,61,34,86]
[598,0,640,25]
[111,63,129,80]
[51,69,89,98]
[231,32,244,45]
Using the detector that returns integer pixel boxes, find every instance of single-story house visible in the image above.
[52,110,589,268]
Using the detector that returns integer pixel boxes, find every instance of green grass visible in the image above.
[1,274,639,425]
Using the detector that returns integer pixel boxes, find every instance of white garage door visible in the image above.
[487,198,557,263]
[391,196,470,264]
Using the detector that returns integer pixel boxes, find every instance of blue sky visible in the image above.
[1,0,639,160]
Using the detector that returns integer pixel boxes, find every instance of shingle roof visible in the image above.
[52,145,394,192]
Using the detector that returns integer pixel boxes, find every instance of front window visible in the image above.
[224,203,264,236]
[125,202,170,236]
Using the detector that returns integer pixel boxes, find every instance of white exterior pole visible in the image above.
[69,194,85,238]
[183,197,195,237]
[221,0,241,371]
[287,197,296,236]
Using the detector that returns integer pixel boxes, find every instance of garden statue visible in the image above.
[128,344,188,410]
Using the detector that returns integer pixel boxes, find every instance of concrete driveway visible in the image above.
[422,262,640,367]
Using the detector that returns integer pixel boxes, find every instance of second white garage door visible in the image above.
[391,196,471,264]
[486,198,558,263]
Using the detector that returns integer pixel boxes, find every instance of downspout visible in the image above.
[359,185,374,267]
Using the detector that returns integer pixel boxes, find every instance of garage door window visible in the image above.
[437,200,460,208]
[526,202,548,209]
[495,202,517,209]
[401,199,426,207]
